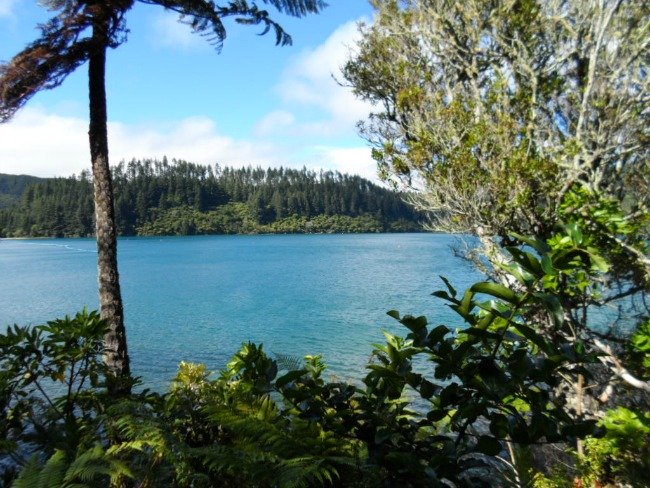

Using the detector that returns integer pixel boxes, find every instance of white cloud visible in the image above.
[0,107,281,177]
[109,116,280,166]
[254,110,295,137]
[267,19,374,137]
[307,146,378,182]
[0,107,380,181]
[0,107,88,177]
[247,18,381,182]
[150,13,209,51]
[0,0,20,18]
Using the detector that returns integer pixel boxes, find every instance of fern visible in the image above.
[64,444,133,486]
[37,450,68,488]
[276,456,351,487]
[274,352,304,372]
[495,444,537,488]
[11,454,46,488]
[200,392,362,487]
[10,445,136,488]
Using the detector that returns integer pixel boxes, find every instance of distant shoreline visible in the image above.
[1,229,430,240]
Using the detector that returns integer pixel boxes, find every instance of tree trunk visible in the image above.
[89,14,131,395]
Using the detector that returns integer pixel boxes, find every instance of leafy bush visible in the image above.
[580,407,650,486]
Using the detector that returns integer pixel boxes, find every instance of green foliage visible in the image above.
[531,471,573,488]
[0,309,108,458]
[0,174,44,210]
[11,445,133,488]
[629,320,650,376]
[0,162,422,237]
[161,344,362,487]
[0,173,93,238]
[559,186,649,287]
[136,203,259,235]
[579,407,650,486]
[343,0,649,244]
[0,310,128,486]
[347,228,607,484]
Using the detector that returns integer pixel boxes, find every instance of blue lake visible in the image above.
[0,234,481,389]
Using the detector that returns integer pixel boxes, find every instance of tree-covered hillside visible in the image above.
[0,174,44,209]
[0,159,423,237]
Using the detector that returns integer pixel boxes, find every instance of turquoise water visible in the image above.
[0,234,481,389]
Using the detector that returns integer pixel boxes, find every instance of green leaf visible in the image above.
[400,315,428,333]
[460,327,501,341]
[432,290,452,301]
[427,409,448,422]
[440,383,461,407]
[475,435,502,455]
[530,411,558,439]
[552,248,590,270]
[631,321,650,353]
[507,247,544,278]
[275,369,307,388]
[513,323,554,354]
[470,282,521,304]
[439,275,457,298]
[561,420,598,438]
[419,379,437,399]
[427,325,449,347]
[566,222,583,244]
[489,414,509,438]
[454,290,476,319]
[586,250,610,273]
[510,233,551,253]
[387,310,401,320]
[476,310,496,330]
[541,255,555,275]
[501,262,535,286]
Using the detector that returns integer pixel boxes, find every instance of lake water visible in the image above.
[0,234,481,389]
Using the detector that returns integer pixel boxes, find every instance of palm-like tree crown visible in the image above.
[0,0,326,122]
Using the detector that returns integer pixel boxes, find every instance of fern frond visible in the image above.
[276,456,342,487]
[64,443,134,486]
[37,449,67,488]
[11,454,45,488]
[192,443,278,484]
[274,352,304,372]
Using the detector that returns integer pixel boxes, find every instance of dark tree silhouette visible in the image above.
[0,0,325,395]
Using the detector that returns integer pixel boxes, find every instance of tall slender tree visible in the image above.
[0,0,325,395]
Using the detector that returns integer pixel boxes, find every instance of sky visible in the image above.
[0,0,379,180]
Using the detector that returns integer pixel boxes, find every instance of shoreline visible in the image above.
[1,229,432,240]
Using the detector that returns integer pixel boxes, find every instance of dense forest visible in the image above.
[0,159,423,237]
[0,174,43,210]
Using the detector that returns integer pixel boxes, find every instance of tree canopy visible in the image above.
[344,0,649,374]
[343,0,648,242]
[0,162,423,237]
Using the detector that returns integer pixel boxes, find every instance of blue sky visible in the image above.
[0,1,378,179]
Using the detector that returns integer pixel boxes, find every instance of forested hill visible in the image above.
[0,174,44,210]
[0,159,423,237]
